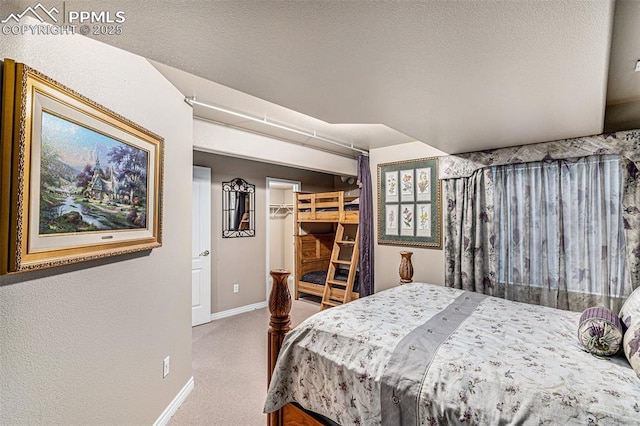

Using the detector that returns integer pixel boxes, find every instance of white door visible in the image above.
[192,166,212,326]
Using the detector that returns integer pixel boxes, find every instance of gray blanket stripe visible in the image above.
[380,291,487,426]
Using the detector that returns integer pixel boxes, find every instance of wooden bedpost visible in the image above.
[399,251,414,284]
[267,269,292,426]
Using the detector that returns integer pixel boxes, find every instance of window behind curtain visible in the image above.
[493,155,626,309]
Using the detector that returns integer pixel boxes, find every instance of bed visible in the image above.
[265,277,640,425]
[295,191,359,223]
[294,192,359,301]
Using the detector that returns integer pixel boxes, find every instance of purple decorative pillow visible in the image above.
[578,307,623,356]
[623,321,640,379]
[619,287,640,329]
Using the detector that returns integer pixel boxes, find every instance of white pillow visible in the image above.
[623,321,640,379]
[619,287,640,329]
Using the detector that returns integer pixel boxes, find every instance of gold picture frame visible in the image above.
[377,157,442,248]
[0,59,163,274]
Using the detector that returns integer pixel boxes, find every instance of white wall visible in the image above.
[370,142,447,291]
[269,188,286,270]
[269,188,295,274]
[0,26,193,424]
[283,189,294,273]
[193,118,358,176]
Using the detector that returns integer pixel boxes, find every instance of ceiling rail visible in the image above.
[184,97,369,155]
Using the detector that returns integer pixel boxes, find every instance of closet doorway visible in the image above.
[265,178,301,300]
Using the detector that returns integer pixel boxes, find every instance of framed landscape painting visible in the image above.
[0,59,163,274]
[377,157,441,248]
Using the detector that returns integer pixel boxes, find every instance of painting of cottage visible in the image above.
[39,111,149,234]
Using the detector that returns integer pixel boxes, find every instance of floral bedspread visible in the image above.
[264,283,640,425]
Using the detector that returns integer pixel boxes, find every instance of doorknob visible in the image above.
[200,250,210,256]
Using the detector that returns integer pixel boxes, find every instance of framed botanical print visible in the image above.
[377,157,441,248]
[0,59,164,273]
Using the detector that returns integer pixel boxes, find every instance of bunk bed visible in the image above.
[294,191,360,307]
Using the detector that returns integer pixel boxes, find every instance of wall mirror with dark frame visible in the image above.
[222,178,255,238]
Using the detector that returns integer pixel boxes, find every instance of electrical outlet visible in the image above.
[233,284,239,293]
[163,356,170,378]
[636,60,640,72]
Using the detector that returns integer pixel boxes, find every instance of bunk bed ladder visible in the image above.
[321,221,359,310]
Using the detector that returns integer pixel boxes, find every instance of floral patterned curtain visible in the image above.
[441,130,640,311]
[443,168,498,294]
[622,158,640,295]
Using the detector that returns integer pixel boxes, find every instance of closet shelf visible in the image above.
[270,203,294,216]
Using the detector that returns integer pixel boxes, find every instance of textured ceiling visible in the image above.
[150,60,414,157]
[606,0,640,105]
[4,0,633,155]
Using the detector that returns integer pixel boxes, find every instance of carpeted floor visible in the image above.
[169,298,320,425]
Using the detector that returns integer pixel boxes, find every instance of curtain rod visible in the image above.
[184,97,369,155]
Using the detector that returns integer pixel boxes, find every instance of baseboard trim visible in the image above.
[210,301,268,321]
[153,376,194,426]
